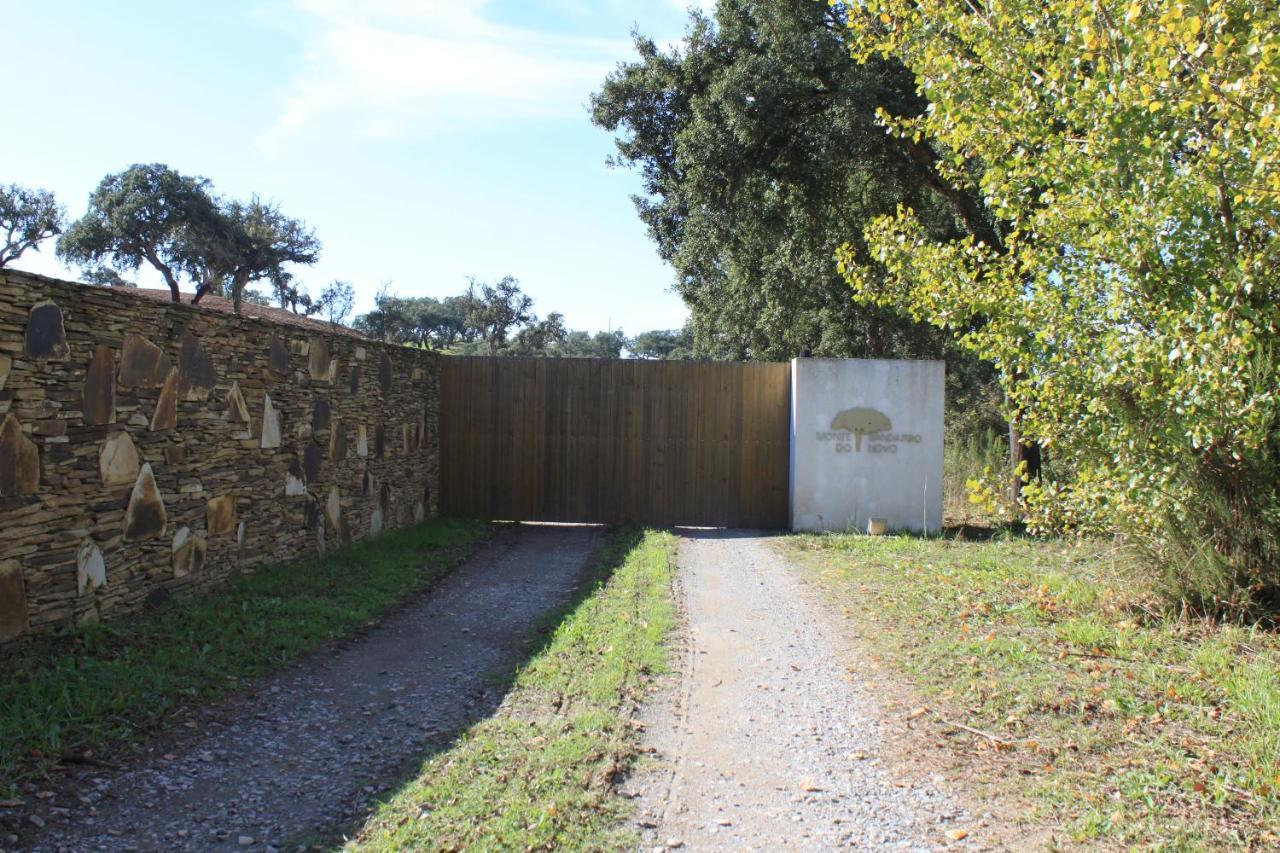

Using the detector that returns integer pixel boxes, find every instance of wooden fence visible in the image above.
[439,357,791,528]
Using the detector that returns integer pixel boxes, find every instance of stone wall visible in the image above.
[0,270,439,644]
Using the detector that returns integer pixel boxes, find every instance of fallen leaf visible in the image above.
[799,779,823,792]
[908,707,929,719]
[947,828,969,841]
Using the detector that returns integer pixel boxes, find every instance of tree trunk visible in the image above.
[1009,415,1043,509]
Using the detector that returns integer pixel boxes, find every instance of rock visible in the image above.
[77,539,107,595]
[303,441,323,483]
[414,501,425,523]
[99,431,140,488]
[123,463,167,542]
[325,486,341,530]
[171,527,207,577]
[356,424,368,457]
[308,338,330,381]
[0,414,39,497]
[327,358,339,384]
[206,495,236,537]
[164,445,187,465]
[329,418,347,460]
[378,351,392,393]
[269,337,289,374]
[349,364,360,394]
[118,333,171,388]
[286,456,307,496]
[312,399,331,432]
[354,346,367,361]
[150,368,179,431]
[178,332,217,401]
[225,381,250,423]
[260,394,281,449]
[0,560,28,642]
[25,301,69,360]
[238,837,254,847]
[236,520,246,546]
[82,344,116,425]
[0,353,10,390]
[370,506,383,536]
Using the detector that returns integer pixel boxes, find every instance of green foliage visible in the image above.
[0,182,64,268]
[839,0,1280,611]
[209,197,320,312]
[590,0,1003,433]
[789,534,1280,847]
[57,163,222,300]
[353,529,678,851]
[57,165,320,312]
[629,326,694,360]
[0,518,490,791]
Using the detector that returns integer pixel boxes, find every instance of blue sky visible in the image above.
[2,0,712,334]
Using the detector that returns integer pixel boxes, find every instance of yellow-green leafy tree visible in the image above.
[837,0,1280,610]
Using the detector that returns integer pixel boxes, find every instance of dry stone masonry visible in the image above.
[0,270,440,644]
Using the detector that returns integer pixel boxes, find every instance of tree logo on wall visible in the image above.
[830,408,891,452]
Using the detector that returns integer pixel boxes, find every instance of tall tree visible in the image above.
[464,276,535,355]
[313,280,355,326]
[57,164,223,301]
[842,0,1280,606]
[0,183,64,268]
[205,198,320,313]
[591,0,1004,434]
[630,326,694,360]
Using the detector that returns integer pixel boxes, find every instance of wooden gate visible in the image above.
[439,357,791,527]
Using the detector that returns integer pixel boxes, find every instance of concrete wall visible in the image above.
[0,270,439,644]
[789,358,943,534]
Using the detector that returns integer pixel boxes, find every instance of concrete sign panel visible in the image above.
[789,359,944,534]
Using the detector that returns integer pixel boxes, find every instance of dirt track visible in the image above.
[629,530,972,850]
[17,525,600,852]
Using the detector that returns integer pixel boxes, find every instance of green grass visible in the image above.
[943,427,1007,526]
[0,517,491,793]
[352,527,678,851]
[785,533,1280,849]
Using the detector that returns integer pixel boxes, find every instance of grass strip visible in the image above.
[786,534,1280,849]
[0,517,491,793]
[352,527,678,851]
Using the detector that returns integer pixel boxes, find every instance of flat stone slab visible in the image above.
[0,414,39,497]
[206,495,236,537]
[82,345,117,426]
[378,351,392,393]
[99,431,140,488]
[178,332,217,401]
[171,527,207,577]
[329,418,347,460]
[0,560,28,642]
[269,337,289,375]
[123,463,167,542]
[118,334,171,388]
[308,338,330,381]
[225,381,250,423]
[77,540,107,596]
[149,369,179,431]
[260,394,282,449]
[25,301,69,361]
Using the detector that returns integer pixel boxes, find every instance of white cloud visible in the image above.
[260,0,631,152]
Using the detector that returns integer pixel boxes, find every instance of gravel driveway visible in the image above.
[630,530,971,851]
[17,524,601,852]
